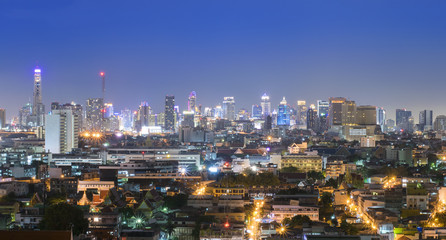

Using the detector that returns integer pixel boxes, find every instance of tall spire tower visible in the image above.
[32,66,45,127]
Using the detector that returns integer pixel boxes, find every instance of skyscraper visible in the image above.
[434,115,446,131]
[182,111,195,127]
[277,97,290,126]
[222,97,235,121]
[0,109,5,129]
[307,106,317,131]
[252,105,262,119]
[376,107,386,131]
[45,109,80,154]
[341,100,357,125]
[19,103,32,127]
[120,108,133,131]
[136,102,151,132]
[328,97,346,126]
[419,110,433,131]
[260,93,271,118]
[396,109,412,132]
[188,91,197,113]
[297,100,307,126]
[86,98,104,131]
[104,103,114,118]
[356,105,376,125]
[164,95,175,131]
[31,66,45,127]
[317,100,329,132]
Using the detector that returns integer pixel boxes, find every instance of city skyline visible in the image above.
[2,1,446,121]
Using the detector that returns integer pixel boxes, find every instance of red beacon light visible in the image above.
[100,72,105,77]
[224,222,230,228]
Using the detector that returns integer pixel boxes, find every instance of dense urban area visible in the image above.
[0,68,446,240]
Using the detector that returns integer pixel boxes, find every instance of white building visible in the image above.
[270,200,319,222]
[45,109,80,154]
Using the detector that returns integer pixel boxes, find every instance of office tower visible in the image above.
[419,110,433,131]
[252,105,262,119]
[297,101,307,126]
[341,100,356,125]
[19,103,32,127]
[120,109,133,131]
[277,97,290,126]
[0,109,5,128]
[136,101,151,131]
[222,97,235,121]
[182,111,195,127]
[31,66,45,127]
[376,107,386,131]
[188,91,197,113]
[385,119,395,132]
[307,107,318,131]
[164,96,175,131]
[396,109,412,132]
[317,100,329,117]
[328,97,346,126]
[237,109,249,121]
[45,109,80,154]
[214,105,223,119]
[104,103,114,118]
[434,115,446,131]
[86,98,104,131]
[260,93,271,117]
[356,105,376,125]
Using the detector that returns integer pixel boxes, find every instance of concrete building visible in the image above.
[45,109,80,154]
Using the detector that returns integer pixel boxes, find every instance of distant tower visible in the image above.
[32,66,45,126]
[100,72,105,129]
[222,97,235,121]
[188,91,197,113]
[277,97,290,126]
[164,96,176,132]
[260,93,271,118]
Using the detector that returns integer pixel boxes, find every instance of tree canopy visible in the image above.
[39,203,89,236]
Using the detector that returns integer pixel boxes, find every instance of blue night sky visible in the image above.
[1,0,446,121]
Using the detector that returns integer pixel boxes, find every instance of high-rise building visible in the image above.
[222,97,235,121]
[182,111,195,127]
[277,97,290,126]
[307,107,318,131]
[356,105,376,125]
[120,109,133,131]
[45,109,80,154]
[260,93,271,118]
[136,102,151,131]
[19,103,32,127]
[376,107,386,131]
[396,109,412,132]
[31,67,45,127]
[214,105,223,119]
[328,97,346,126]
[52,102,83,130]
[0,109,5,129]
[341,100,356,125]
[297,101,307,126]
[419,110,433,131]
[104,103,114,118]
[188,91,197,113]
[164,96,175,131]
[252,105,262,119]
[434,115,446,131]
[86,98,104,131]
[317,100,329,118]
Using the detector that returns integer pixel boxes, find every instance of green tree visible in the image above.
[340,220,359,235]
[39,203,89,236]
[164,194,188,210]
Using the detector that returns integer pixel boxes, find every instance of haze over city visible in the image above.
[1,1,446,121]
